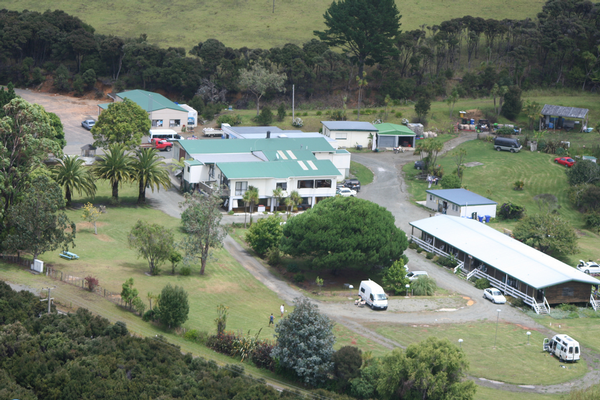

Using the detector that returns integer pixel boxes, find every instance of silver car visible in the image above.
[82,119,96,130]
[483,288,506,304]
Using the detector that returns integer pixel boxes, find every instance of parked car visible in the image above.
[414,160,425,170]
[483,288,506,304]
[344,179,361,192]
[81,119,96,130]
[406,271,428,281]
[576,260,600,274]
[554,157,575,167]
[336,187,356,197]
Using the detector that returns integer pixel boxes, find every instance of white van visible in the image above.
[543,334,580,362]
[358,280,388,310]
[148,129,182,143]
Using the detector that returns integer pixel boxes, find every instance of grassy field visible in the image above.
[376,322,588,385]
[0,0,546,50]
[349,160,374,185]
[403,138,600,266]
[475,387,562,400]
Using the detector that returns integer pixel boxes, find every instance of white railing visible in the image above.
[543,297,551,314]
[412,236,453,258]
[591,294,598,311]
[466,269,478,280]
[468,268,543,314]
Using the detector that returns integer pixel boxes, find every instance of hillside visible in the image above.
[0,0,546,49]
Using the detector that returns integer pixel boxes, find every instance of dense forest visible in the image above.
[0,0,599,108]
[0,281,343,399]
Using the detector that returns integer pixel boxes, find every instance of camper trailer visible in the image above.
[358,280,388,310]
[543,334,580,362]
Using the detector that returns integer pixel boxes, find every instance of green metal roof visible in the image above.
[114,90,187,113]
[218,160,342,179]
[375,123,416,136]
[179,137,336,155]
[185,160,203,166]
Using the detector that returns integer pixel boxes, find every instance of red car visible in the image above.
[554,157,575,167]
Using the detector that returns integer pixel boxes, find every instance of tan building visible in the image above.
[98,90,190,133]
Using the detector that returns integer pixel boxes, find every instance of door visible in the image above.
[378,136,395,148]
[536,289,545,301]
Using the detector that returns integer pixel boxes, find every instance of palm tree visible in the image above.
[272,187,284,212]
[242,186,259,228]
[93,143,134,202]
[51,155,96,207]
[285,190,301,218]
[132,147,172,204]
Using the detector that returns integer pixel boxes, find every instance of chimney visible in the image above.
[266,130,271,139]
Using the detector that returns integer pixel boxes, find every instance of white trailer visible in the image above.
[203,128,224,137]
[543,334,580,362]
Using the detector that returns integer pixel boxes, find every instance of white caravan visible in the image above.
[358,280,388,310]
[543,334,580,362]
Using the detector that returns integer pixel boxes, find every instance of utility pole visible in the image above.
[41,286,56,314]
[292,84,295,121]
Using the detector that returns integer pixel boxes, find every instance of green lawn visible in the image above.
[350,160,374,185]
[376,322,588,385]
[1,0,545,50]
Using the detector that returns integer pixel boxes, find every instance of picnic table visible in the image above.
[59,251,79,260]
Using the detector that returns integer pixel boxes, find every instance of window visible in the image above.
[562,287,574,297]
[297,180,314,189]
[429,195,433,200]
[169,119,181,127]
[335,132,347,140]
[235,181,248,196]
[152,119,164,127]
[209,165,215,179]
[276,182,287,190]
[315,179,331,188]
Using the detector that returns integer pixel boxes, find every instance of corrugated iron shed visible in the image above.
[541,104,589,119]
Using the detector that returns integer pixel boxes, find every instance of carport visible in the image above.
[409,215,600,314]
[539,105,589,132]
[374,123,416,149]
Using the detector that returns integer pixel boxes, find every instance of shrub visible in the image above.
[585,212,600,233]
[416,248,424,253]
[303,112,308,116]
[440,174,461,189]
[498,202,525,220]
[426,252,434,259]
[556,147,567,156]
[245,215,283,256]
[474,278,490,290]
[207,332,237,355]
[251,341,275,370]
[286,263,300,273]
[294,273,305,283]
[180,266,192,276]
[316,111,322,116]
[277,103,286,122]
[266,246,282,266]
[557,303,578,312]
[439,254,458,268]
[228,210,235,215]
[411,276,437,296]
[395,112,403,118]
[183,329,208,344]
[513,180,524,190]
[408,242,418,250]
[85,276,99,292]
[333,346,362,389]
[216,114,242,127]
[142,309,156,322]
[256,106,273,125]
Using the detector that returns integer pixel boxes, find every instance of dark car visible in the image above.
[344,179,361,192]
[414,160,425,170]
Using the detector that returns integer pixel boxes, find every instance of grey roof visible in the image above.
[410,215,600,289]
[426,189,497,206]
[227,126,283,134]
[321,121,378,131]
[541,104,589,119]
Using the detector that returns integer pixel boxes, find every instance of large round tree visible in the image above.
[91,98,151,149]
[280,197,407,272]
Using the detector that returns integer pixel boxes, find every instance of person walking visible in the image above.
[269,313,274,327]
[427,175,432,188]
[280,304,285,317]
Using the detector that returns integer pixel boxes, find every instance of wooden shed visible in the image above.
[540,105,589,132]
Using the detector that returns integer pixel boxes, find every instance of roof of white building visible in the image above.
[426,189,497,206]
[410,215,600,289]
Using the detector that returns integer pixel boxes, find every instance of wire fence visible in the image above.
[0,254,125,307]
[45,266,125,307]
